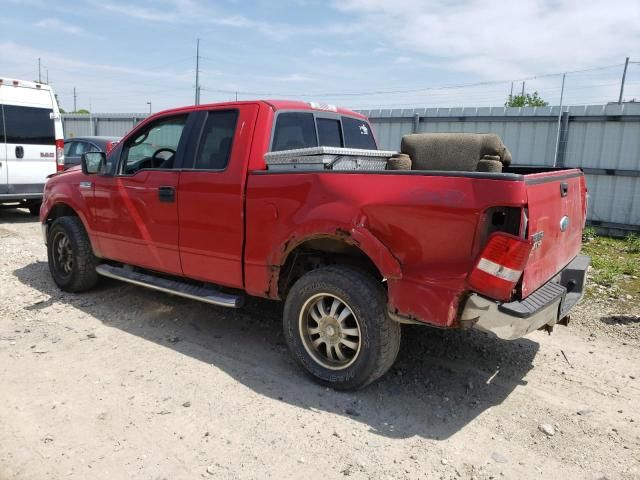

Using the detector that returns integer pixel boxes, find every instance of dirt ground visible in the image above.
[1,208,639,480]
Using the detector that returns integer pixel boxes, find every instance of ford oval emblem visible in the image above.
[560,216,570,232]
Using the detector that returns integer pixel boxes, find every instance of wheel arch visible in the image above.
[273,227,402,298]
[43,202,99,256]
[45,202,80,222]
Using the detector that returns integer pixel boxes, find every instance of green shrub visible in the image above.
[582,226,597,243]
[625,233,640,254]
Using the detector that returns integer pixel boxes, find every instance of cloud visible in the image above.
[94,0,358,40]
[266,73,312,82]
[99,2,180,22]
[311,48,356,57]
[0,40,200,112]
[394,56,412,64]
[34,18,97,37]
[334,0,640,79]
[98,0,203,22]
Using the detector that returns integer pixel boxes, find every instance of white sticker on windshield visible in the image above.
[359,124,369,135]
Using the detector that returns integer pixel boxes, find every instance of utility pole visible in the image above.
[146,102,152,114]
[45,69,49,84]
[235,91,238,101]
[521,81,525,96]
[553,73,567,167]
[509,81,514,98]
[73,87,77,112]
[38,57,41,83]
[195,38,200,105]
[618,57,630,104]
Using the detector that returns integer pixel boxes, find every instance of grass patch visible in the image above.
[582,231,640,300]
[625,233,640,254]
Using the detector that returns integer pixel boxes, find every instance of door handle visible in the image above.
[158,186,176,203]
[560,182,569,197]
[15,146,24,159]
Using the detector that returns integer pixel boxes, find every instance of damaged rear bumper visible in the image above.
[460,255,590,340]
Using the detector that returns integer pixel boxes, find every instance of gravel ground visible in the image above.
[1,208,639,480]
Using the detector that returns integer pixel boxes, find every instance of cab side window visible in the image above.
[121,115,187,174]
[194,110,239,170]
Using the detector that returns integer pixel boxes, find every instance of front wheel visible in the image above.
[283,265,401,390]
[47,216,99,292]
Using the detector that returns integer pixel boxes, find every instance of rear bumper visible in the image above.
[460,255,590,340]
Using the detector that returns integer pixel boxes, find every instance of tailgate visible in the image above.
[521,169,586,298]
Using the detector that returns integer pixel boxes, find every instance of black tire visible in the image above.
[47,216,99,292]
[283,265,401,390]
[27,202,41,216]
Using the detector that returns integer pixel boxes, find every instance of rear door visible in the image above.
[177,104,259,288]
[521,170,587,297]
[2,85,56,192]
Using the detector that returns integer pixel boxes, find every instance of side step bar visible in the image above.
[96,264,244,308]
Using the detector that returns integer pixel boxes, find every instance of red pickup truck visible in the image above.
[40,100,589,390]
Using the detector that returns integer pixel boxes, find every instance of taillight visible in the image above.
[55,139,65,172]
[467,232,533,302]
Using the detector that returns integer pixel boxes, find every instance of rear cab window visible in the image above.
[272,112,317,151]
[271,111,376,151]
[341,116,376,150]
[317,118,342,147]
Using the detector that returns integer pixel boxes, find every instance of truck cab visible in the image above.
[40,100,589,390]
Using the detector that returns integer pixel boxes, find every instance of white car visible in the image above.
[0,77,64,215]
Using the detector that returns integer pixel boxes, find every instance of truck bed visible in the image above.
[246,166,586,327]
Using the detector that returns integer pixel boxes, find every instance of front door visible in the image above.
[92,113,190,275]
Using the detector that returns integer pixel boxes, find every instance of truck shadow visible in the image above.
[600,314,639,325]
[15,261,539,440]
[0,208,39,223]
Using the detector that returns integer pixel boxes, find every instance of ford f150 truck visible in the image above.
[40,100,590,390]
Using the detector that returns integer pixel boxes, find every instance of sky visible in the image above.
[1,0,639,113]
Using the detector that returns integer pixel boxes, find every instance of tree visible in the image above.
[76,109,90,114]
[505,91,548,107]
[54,94,65,113]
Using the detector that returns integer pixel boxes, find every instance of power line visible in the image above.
[201,62,626,98]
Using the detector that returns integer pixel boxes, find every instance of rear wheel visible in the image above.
[47,216,99,292]
[283,265,401,390]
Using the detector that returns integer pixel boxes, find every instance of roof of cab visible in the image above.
[153,99,367,120]
[0,77,52,91]
[262,100,366,119]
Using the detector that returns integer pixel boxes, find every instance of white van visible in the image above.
[0,77,64,215]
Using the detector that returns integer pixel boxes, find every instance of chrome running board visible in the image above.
[96,264,244,308]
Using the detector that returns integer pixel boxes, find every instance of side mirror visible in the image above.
[81,151,106,175]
